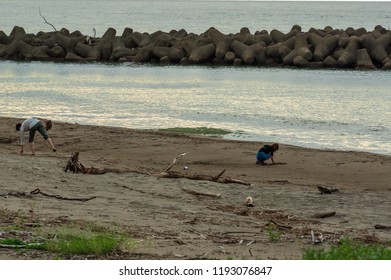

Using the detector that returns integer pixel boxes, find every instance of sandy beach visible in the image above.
[1,116,391,260]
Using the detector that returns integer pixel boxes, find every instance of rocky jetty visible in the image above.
[1,25,390,69]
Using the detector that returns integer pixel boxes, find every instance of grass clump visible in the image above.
[44,229,121,255]
[303,238,391,260]
[265,223,282,242]
[159,127,232,136]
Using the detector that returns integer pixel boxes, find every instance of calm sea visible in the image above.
[0,1,390,155]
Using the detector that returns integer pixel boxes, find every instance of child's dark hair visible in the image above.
[271,143,279,151]
[15,123,21,131]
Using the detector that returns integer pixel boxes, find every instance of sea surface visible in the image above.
[0,1,390,155]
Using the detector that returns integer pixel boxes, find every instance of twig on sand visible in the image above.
[29,188,97,202]
[181,187,221,198]
[266,220,292,230]
[39,7,57,31]
[220,178,251,186]
[4,188,96,202]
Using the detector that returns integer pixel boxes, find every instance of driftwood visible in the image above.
[165,152,188,172]
[181,187,221,198]
[64,152,126,175]
[160,170,220,181]
[64,152,82,173]
[311,211,336,218]
[161,154,251,185]
[3,188,96,202]
[220,178,251,186]
[29,188,96,202]
[266,220,292,230]
[374,224,391,230]
[317,185,339,194]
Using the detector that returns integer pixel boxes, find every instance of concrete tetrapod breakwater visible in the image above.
[0,25,391,69]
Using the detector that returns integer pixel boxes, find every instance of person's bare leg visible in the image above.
[29,142,35,155]
[46,138,56,152]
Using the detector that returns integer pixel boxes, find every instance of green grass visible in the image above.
[0,238,46,250]
[265,223,282,242]
[44,228,123,255]
[303,239,391,260]
[46,234,118,255]
[158,127,232,136]
[0,238,26,246]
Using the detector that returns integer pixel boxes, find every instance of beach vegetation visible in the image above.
[158,127,232,136]
[0,238,46,250]
[266,223,282,242]
[41,226,135,256]
[303,238,391,260]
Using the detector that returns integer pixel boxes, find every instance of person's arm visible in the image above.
[19,129,25,155]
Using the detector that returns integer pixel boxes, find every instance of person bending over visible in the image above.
[16,117,56,155]
[256,143,279,165]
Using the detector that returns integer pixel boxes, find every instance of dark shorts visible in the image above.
[29,122,48,142]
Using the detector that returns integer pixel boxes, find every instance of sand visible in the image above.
[1,116,391,260]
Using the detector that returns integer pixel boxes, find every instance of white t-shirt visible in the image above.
[19,118,40,145]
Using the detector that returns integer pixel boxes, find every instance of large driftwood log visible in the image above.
[161,154,250,185]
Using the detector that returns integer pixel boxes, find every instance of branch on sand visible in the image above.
[160,154,251,185]
[4,188,96,202]
[181,187,221,198]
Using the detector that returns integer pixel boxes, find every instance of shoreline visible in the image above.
[1,116,391,259]
[2,116,391,191]
[3,114,391,157]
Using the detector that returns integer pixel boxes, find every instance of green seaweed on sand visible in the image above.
[158,127,232,136]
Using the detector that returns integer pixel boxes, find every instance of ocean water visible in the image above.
[0,1,391,155]
[1,0,390,36]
